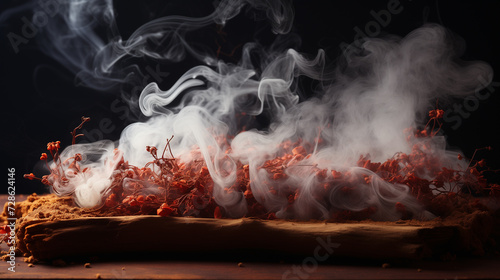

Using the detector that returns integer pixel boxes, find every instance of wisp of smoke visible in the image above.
[30,0,293,91]
[32,1,492,220]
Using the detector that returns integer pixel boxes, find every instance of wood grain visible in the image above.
[21,216,460,261]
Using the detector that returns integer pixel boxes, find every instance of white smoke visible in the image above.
[49,140,120,208]
[31,1,493,220]
[33,0,294,90]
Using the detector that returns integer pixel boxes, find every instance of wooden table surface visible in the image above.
[1,256,500,279]
[1,194,500,279]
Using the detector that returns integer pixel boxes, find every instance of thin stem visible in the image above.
[466,147,490,170]
[71,117,90,145]
[162,135,175,159]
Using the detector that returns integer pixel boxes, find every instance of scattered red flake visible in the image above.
[23,110,499,221]
[214,206,222,219]
[23,173,36,180]
[292,146,306,156]
[157,203,174,217]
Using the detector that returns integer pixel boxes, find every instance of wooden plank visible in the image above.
[20,216,460,261]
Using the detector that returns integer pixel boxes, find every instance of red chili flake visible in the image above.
[122,195,134,204]
[292,146,306,156]
[0,225,10,235]
[129,199,140,207]
[0,225,11,245]
[316,169,327,180]
[272,172,287,180]
[244,189,253,199]
[470,168,481,177]
[428,109,444,119]
[293,154,304,161]
[157,203,174,217]
[200,166,209,177]
[214,206,222,219]
[41,175,50,185]
[105,193,119,208]
[363,175,372,184]
[395,202,406,213]
[47,142,55,151]
[331,170,343,179]
[23,173,36,180]
[74,153,82,162]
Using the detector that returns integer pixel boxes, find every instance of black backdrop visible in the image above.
[1,0,499,194]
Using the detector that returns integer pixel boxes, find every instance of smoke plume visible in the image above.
[32,1,493,220]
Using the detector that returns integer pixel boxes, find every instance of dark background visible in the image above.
[1,0,499,194]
